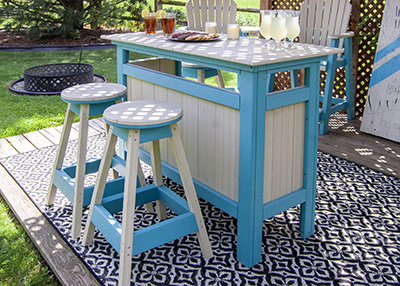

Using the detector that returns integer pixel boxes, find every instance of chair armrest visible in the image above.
[328,31,354,40]
[240,26,260,37]
[177,26,189,31]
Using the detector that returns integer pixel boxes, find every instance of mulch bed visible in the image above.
[0,28,130,47]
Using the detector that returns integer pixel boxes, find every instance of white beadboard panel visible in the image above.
[127,60,304,205]
[263,102,305,204]
[127,75,241,202]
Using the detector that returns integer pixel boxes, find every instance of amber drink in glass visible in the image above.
[144,13,157,35]
[161,13,175,36]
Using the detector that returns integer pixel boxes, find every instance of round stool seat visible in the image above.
[61,83,127,104]
[104,100,183,129]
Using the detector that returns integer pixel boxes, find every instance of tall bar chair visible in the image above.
[82,100,213,285]
[297,0,355,134]
[182,0,237,88]
[46,83,131,239]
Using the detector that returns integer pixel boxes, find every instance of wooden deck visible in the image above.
[0,115,399,285]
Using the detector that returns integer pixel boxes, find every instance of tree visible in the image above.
[0,0,148,39]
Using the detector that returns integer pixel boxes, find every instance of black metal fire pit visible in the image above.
[23,63,94,93]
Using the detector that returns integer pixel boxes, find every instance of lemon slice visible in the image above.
[141,9,150,18]
[156,10,167,19]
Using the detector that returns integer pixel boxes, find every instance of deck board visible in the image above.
[6,134,37,153]
[38,127,62,144]
[23,130,54,149]
[0,138,18,158]
[0,116,398,286]
[318,114,400,178]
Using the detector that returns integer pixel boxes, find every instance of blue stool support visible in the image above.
[82,100,213,286]
[46,83,128,239]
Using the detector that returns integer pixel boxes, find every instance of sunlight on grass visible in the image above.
[0,49,151,139]
[0,198,59,285]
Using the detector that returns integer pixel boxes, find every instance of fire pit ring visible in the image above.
[24,63,94,93]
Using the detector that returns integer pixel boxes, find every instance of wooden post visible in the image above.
[155,0,162,11]
[350,0,361,114]
[260,0,272,10]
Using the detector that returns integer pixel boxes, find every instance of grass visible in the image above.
[0,196,60,285]
[0,49,151,138]
[0,49,117,138]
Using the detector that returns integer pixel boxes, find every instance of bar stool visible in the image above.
[46,83,130,239]
[82,100,213,286]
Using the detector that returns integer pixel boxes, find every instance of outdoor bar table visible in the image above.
[101,32,342,268]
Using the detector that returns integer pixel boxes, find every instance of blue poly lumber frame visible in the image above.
[90,183,198,256]
[52,156,127,207]
[113,38,329,268]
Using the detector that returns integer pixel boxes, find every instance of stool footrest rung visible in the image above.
[100,184,191,216]
[91,204,199,256]
[62,158,102,178]
[53,170,125,206]
[62,155,126,178]
[53,155,127,206]
[101,183,159,214]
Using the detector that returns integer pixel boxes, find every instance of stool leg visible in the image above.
[122,140,152,212]
[215,70,225,89]
[138,158,154,213]
[120,129,141,286]
[82,126,119,245]
[169,123,213,259]
[150,140,167,220]
[105,122,119,179]
[46,104,75,206]
[108,99,124,180]
[197,70,205,83]
[71,104,90,239]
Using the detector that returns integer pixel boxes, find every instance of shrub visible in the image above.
[0,0,148,40]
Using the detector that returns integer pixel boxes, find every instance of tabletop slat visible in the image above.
[102,32,343,67]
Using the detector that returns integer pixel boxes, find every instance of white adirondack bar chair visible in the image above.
[298,0,355,134]
[182,0,237,88]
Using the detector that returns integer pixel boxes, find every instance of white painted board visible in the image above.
[361,0,400,142]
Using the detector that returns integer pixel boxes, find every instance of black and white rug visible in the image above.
[1,133,400,286]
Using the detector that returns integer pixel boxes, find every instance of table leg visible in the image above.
[299,63,319,239]
[236,70,267,267]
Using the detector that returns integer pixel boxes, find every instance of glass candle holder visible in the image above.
[205,22,217,34]
[227,24,240,40]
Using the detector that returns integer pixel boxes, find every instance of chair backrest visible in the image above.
[185,0,237,34]
[299,0,351,49]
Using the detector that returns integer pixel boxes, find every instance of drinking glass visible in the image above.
[227,24,240,40]
[269,10,287,51]
[260,10,274,49]
[285,10,300,49]
[161,13,176,36]
[144,13,157,35]
[205,22,217,34]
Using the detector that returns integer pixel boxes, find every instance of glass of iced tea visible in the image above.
[161,13,176,36]
[144,13,157,35]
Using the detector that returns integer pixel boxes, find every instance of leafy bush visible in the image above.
[0,0,148,40]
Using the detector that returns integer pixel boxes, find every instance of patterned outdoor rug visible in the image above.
[1,133,399,286]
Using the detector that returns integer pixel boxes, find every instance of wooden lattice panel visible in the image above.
[355,0,385,117]
[270,0,385,117]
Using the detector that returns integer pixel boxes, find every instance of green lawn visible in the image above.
[0,197,60,285]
